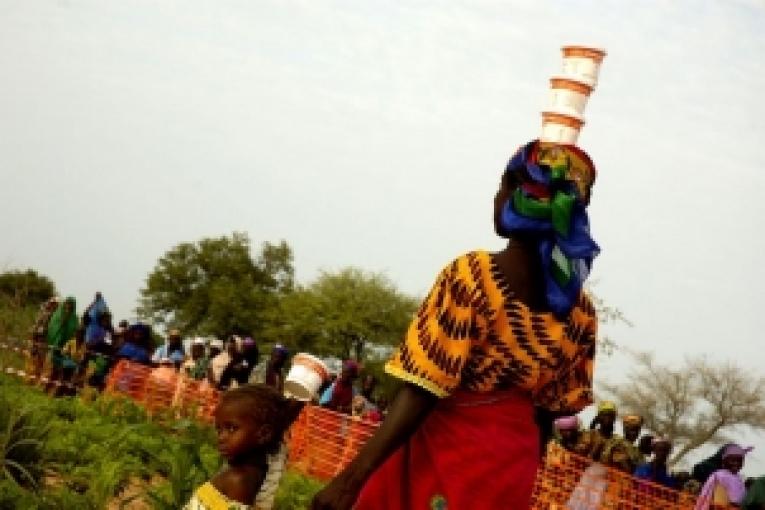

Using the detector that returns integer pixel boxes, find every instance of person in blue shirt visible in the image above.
[151,329,185,367]
[634,437,677,489]
[116,323,153,365]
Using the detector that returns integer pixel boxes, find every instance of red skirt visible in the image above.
[354,389,540,510]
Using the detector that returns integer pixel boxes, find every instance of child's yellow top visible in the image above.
[184,482,250,510]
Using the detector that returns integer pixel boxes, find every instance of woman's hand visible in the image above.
[310,469,365,510]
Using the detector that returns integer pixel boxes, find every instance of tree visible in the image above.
[137,233,294,338]
[0,269,56,341]
[0,269,56,307]
[263,268,418,360]
[600,351,765,466]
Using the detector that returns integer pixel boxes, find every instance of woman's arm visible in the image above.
[310,383,438,510]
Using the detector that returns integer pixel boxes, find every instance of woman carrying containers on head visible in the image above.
[312,46,606,510]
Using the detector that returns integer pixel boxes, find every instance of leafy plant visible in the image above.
[273,471,324,510]
[0,397,49,487]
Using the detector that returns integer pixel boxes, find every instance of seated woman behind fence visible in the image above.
[634,438,677,489]
[185,384,303,510]
[311,140,600,510]
[695,444,752,509]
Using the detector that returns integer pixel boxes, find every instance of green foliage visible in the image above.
[0,395,49,488]
[138,233,294,338]
[265,268,418,359]
[273,471,324,510]
[0,295,38,341]
[0,375,222,509]
[0,269,56,309]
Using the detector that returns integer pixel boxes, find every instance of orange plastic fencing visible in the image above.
[104,359,220,422]
[0,347,738,509]
[283,406,737,510]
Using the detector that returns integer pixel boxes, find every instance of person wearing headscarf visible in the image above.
[553,416,601,458]
[209,337,234,387]
[28,296,59,381]
[320,360,360,414]
[621,414,646,468]
[84,292,110,345]
[634,438,677,489]
[116,323,152,365]
[311,140,599,510]
[44,297,79,392]
[265,344,290,392]
[218,336,259,389]
[692,443,733,485]
[695,444,753,509]
[46,296,78,350]
[182,337,210,380]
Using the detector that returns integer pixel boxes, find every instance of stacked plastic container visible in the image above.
[540,46,606,145]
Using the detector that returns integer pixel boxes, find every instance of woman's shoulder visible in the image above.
[432,250,491,281]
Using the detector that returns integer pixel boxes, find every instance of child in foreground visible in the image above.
[185,384,303,510]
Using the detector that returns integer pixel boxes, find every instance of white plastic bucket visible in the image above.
[548,76,593,117]
[561,46,606,88]
[540,111,585,145]
[284,353,329,401]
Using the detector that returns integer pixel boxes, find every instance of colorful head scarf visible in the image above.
[554,416,580,431]
[46,297,78,348]
[598,400,617,414]
[623,414,643,427]
[723,444,753,459]
[500,140,600,317]
[85,293,109,344]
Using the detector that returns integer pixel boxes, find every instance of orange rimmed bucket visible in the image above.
[548,76,593,117]
[284,353,329,401]
[540,111,585,145]
[561,45,606,88]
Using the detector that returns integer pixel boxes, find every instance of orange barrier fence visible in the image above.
[0,349,736,509]
[283,406,733,510]
[105,359,220,422]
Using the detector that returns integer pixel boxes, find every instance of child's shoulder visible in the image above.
[211,466,265,507]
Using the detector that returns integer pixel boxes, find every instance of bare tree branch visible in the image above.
[600,351,765,466]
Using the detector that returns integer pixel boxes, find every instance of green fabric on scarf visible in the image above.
[46,297,78,349]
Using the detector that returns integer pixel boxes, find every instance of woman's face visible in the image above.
[723,454,744,474]
[63,301,74,315]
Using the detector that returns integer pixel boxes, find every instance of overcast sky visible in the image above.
[1,0,764,473]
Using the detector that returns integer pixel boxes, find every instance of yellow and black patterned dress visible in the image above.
[385,250,597,411]
[356,250,598,510]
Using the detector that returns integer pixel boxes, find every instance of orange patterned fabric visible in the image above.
[385,250,597,412]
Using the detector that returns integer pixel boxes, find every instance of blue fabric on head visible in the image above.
[500,140,600,317]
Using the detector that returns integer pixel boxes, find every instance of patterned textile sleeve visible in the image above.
[533,293,598,414]
[555,294,597,413]
[385,256,483,398]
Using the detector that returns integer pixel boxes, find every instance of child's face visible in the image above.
[214,402,272,463]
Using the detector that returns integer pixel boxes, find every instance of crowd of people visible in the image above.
[552,401,765,509]
[25,292,387,422]
[19,283,765,508]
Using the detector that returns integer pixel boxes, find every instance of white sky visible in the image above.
[1,0,764,474]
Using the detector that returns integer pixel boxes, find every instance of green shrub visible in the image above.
[0,396,49,488]
[273,471,324,510]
